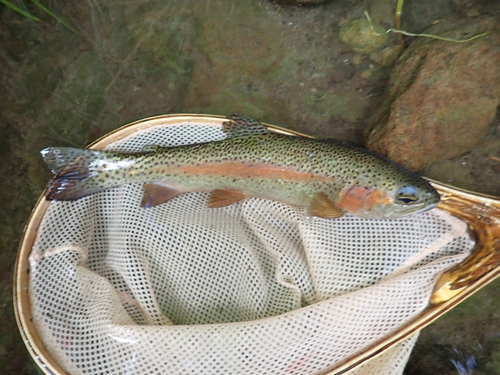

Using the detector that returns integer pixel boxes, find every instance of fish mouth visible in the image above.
[351,200,439,219]
[377,194,441,219]
[390,200,440,219]
[421,191,441,208]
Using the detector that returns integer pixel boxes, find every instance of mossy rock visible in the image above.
[339,19,388,53]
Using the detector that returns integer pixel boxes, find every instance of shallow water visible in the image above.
[2,0,500,373]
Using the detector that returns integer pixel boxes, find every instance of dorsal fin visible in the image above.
[221,115,271,139]
[140,145,160,153]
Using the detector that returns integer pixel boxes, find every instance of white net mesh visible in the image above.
[29,120,474,375]
[349,333,420,375]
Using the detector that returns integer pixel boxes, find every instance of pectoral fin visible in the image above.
[309,192,345,219]
[141,183,184,207]
[208,189,247,208]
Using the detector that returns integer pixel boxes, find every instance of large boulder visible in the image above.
[366,17,500,171]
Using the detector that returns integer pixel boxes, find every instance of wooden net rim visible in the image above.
[13,114,500,374]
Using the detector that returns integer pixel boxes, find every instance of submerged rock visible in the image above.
[339,19,388,53]
[367,0,458,34]
[366,17,500,171]
[369,45,402,67]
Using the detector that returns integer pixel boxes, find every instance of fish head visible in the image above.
[337,176,441,219]
[373,181,441,219]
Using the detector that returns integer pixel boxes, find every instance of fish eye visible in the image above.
[395,186,420,204]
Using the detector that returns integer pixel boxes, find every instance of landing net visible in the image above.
[29,121,474,375]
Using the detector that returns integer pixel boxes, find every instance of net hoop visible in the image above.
[14,114,500,374]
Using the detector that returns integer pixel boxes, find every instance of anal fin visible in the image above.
[309,192,345,219]
[141,183,184,207]
[208,189,247,208]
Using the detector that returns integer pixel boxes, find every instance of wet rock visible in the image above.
[367,0,458,34]
[183,1,379,134]
[366,17,500,171]
[183,1,284,119]
[369,45,402,67]
[339,19,388,53]
[400,0,457,34]
[366,0,458,33]
[425,158,477,191]
[423,117,500,196]
[366,0,395,29]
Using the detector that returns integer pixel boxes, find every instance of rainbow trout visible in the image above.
[41,116,440,219]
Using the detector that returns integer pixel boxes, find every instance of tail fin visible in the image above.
[41,147,108,201]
